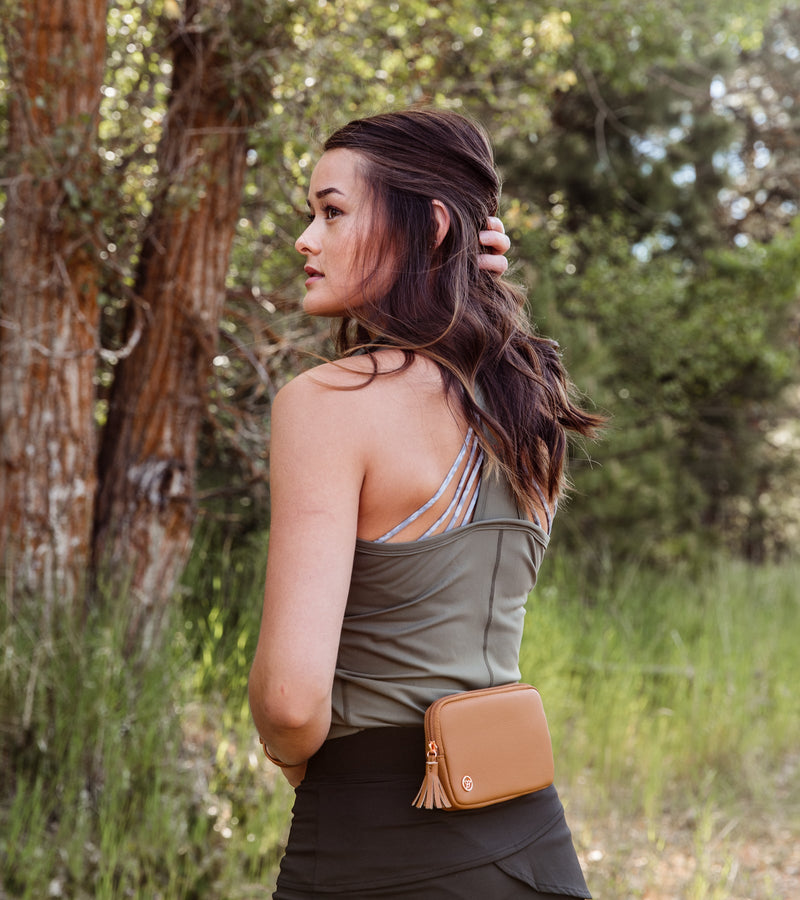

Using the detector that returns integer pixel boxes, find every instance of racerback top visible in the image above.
[329,461,550,738]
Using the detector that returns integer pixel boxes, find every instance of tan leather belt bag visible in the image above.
[412,682,554,811]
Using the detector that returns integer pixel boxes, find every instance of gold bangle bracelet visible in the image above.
[259,737,299,768]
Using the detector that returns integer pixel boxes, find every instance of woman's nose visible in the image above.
[295,222,316,254]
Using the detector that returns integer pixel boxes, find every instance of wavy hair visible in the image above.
[323,108,602,510]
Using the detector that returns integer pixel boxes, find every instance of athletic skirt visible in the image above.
[273,727,591,899]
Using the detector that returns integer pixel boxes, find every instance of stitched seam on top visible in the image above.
[483,530,504,686]
[355,519,548,556]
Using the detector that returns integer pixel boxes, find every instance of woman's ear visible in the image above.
[431,199,451,248]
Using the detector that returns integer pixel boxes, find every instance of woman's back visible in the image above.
[298,349,551,542]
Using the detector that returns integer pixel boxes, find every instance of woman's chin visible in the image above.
[301,295,339,318]
[302,293,370,320]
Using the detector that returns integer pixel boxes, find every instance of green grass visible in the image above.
[0,596,227,899]
[1,546,798,898]
[520,553,800,898]
[521,554,800,820]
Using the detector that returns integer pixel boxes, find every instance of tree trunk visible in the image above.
[0,0,108,619]
[92,6,250,652]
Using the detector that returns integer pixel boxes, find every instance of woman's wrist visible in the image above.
[259,736,305,769]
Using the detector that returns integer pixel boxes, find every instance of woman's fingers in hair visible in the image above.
[478,217,511,274]
[486,215,506,235]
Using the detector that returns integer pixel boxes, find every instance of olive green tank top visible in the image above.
[329,466,549,738]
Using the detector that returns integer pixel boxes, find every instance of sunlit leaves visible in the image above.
[100,1,168,269]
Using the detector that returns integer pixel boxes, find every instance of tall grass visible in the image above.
[2,543,798,898]
[0,599,217,898]
[0,523,289,900]
[520,553,800,824]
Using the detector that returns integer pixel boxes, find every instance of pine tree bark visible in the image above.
[92,7,250,652]
[0,0,108,618]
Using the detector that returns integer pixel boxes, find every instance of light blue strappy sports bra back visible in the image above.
[372,427,554,543]
[373,428,485,543]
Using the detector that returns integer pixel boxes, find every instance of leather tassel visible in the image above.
[412,741,452,809]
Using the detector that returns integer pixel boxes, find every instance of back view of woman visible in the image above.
[249,108,600,898]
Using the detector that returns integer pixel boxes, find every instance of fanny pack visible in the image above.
[412,682,554,811]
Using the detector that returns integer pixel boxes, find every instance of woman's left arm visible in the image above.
[248,372,366,780]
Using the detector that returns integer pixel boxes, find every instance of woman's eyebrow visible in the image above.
[306,186,345,209]
[315,186,344,199]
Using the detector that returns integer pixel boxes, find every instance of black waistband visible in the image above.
[307,727,426,779]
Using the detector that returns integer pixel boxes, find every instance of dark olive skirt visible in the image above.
[273,728,590,899]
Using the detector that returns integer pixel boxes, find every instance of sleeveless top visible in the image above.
[329,435,550,738]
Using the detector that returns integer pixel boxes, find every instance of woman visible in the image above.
[249,108,599,898]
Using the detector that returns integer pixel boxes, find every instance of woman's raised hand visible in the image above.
[477,216,511,274]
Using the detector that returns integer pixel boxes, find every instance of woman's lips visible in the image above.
[304,266,323,288]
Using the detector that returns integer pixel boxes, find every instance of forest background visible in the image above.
[1,0,799,897]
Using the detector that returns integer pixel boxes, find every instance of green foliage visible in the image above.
[0,600,206,897]
[179,516,269,713]
[521,552,800,821]
[520,214,800,564]
[496,0,800,564]
[0,571,293,899]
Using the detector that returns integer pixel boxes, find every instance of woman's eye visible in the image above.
[304,206,342,223]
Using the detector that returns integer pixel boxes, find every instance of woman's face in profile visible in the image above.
[295,148,386,318]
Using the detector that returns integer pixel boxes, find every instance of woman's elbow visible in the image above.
[248,669,328,734]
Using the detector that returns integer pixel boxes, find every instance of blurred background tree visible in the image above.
[1,0,798,653]
[498,0,800,565]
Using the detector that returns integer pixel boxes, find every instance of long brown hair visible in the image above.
[323,108,602,511]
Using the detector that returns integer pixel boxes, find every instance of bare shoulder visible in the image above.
[291,350,429,386]
[275,352,444,420]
